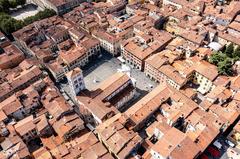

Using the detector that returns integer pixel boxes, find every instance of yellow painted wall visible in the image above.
[128,0,145,4]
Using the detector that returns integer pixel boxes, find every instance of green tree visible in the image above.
[209,51,226,65]
[18,0,26,5]
[218,58,233,76]
[0,13,24,34]
[0,18,14,34]
[233,45,240,58]
[0,0,10,12]
[0,12,10,20]
[9,0,26,8]
[225,43,234,58]
[24,9,56,25]
[0,9,55,34]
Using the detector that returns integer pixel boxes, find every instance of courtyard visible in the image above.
[82,52,158,93]
[10,4,43,20]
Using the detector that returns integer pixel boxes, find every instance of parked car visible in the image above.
[200,154,209,159]
[213,140,222,149]
[225,139,235,148]
[207,146,221,158]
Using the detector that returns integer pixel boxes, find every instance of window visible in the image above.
[75,84,79,88]
[33,130,37,136]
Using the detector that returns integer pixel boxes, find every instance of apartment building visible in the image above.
[96,114,143,159]
[13,24,46,57]
[77,92,118,125]
[0,95,26,120]
[59,38,100,70]
[145,111,221,159]
[179,30,206,47]
[121,28,172,70]
[166,37,198,58]
[41,85,85,141]
[228,21,240,38]
[12,16,72,57]
[144,51,188,90]
[0,32,11,48]
[35,131,113,158]
[0,44,25,70]
[0,60,44,103]
[0,135,30,158]
[124,84,170,131]
[162,0,187,9]
[63,4,109,32]
[92,30,121,56]
[193,61,218,94]
[150,127,200,159]
[47,59,69,82]
[144,53,169,83]
[14,115,38,143]
[52,114,85,141]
